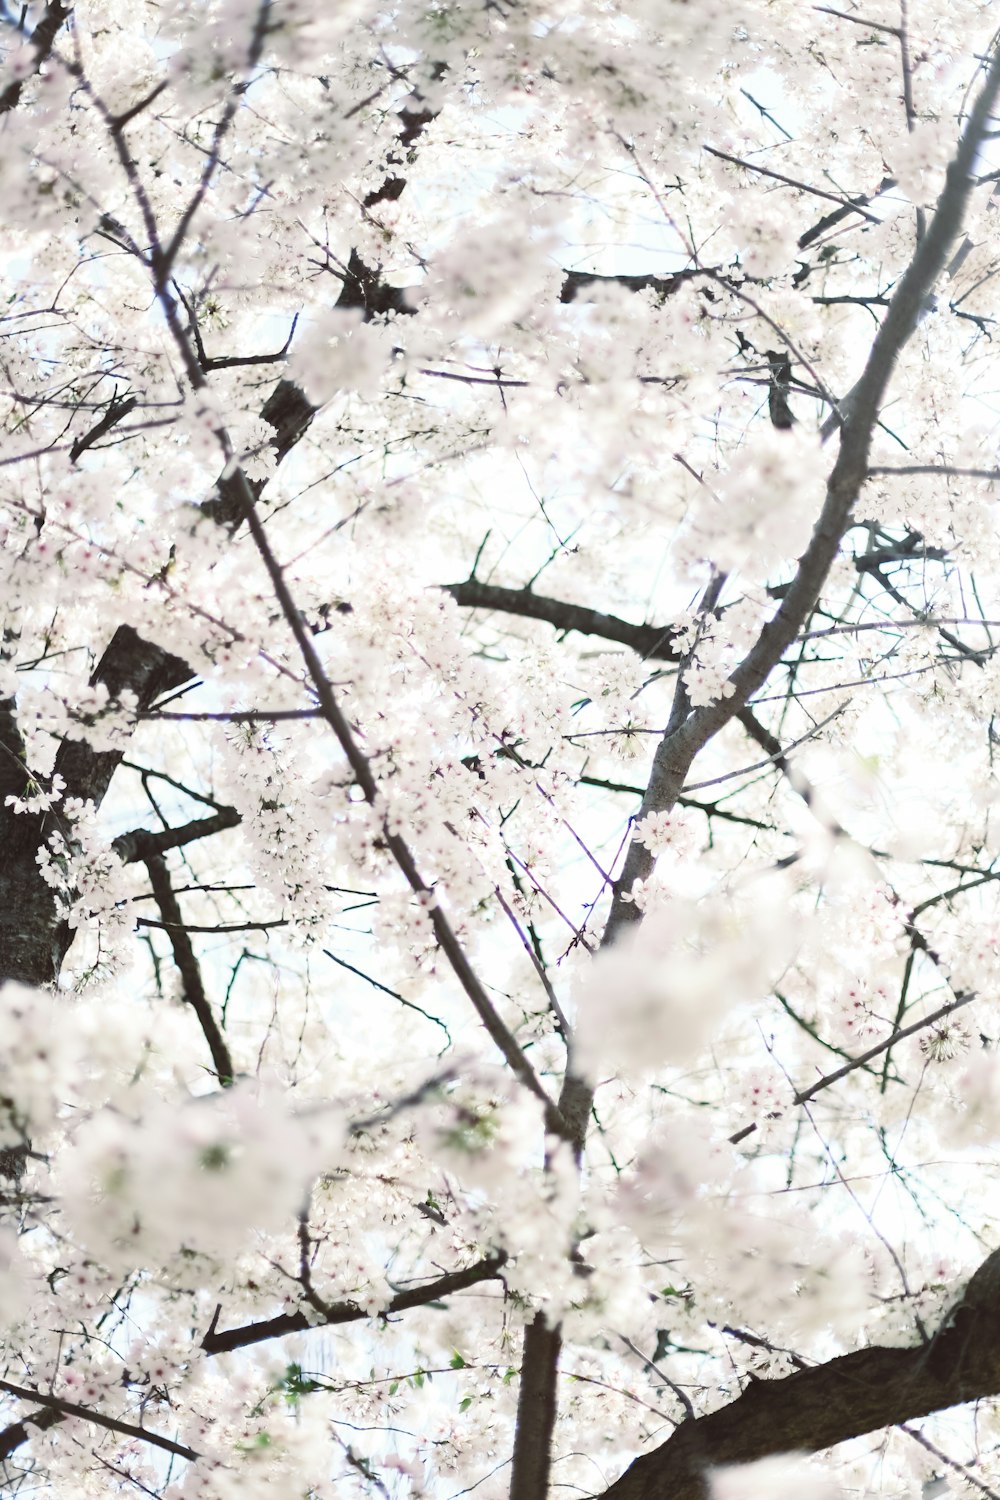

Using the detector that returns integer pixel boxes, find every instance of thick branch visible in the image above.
[0,0,71,115]
[53,626,193,811]
[597,1262,1000,1500]
[509,48,1000,1497]
[0,1402,63,1460]
[510,1316,562,1500]
[445,580,682,661]
[113,807,241,864]
[69,395,139,462]
[444,546,944,666]
[560,268,701,304]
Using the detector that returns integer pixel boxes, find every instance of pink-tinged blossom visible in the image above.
[5,770,64,814]
[0,2,999,1496]
[0,983,81,1147]
[941,1053,1000,1148]
[888,119,953,208]
[59,1085,330,1270]
[633,808,697,859]
[406,221,561,342]
[705,429,823,579]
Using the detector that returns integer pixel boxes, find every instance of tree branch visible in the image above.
[0,0,71,116]
[206,452,561,1128]
[0,1377,199,1464]
[143,851,235,1086]
[704,144,883,221]
[444,579,683,661]
[596,1252,1000,1500]
[200,1251,508,1355]
[611,40,1000,917]
[113,807,241,864]
[510,1315,562,1500]
[0,1402,62,1461]
[69,395,139,462]
[508,46,1000,1497]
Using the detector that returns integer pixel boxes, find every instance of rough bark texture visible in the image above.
[0,627,193,990]
[444,581,684,663]
[510,1316,563,1500]
[598,1304,1000,1499]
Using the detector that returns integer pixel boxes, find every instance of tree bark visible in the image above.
[597,1296,1000,1500]
[511,1315,563,1500]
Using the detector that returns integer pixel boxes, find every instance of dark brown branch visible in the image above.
[796,987,976,1107]
[798,175,896,249]
[509,48,1000,1497]
[153,1,271,279]
[108,79,170,134]
[202,250,413,529]
[212,460,561,1128]
[0,623,188,987]
[0,1377,199,1464]
[53,627,193,810]
[143,852,235,1086]
[0,1401,63,1460]
[560,268,701,304]
[811,293,892,307]
[0,13,453,999]
[141,707,322,723]
[616,40,1000,899]
[445,551,941,665]
[0,0,71,115]
[363,72,443,209]
[765,349,795,429]
[444,579,683,661]
[510,1316,562,1500]
[200,1251,508,1355]
[69,395,139,462]
[138,916,284,933]
[814,4,901,35]
[728,983,978,1146]
[323,946,453,1044]
[596,1257,1000,1500]
[195,312,299,372]
[0,17,451,994]
[113,807,241,864]
[257,376,317,463]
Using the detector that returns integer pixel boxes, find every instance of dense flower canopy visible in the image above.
[4,1,1000,1497]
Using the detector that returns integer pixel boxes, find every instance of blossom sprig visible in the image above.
[5,770,65,815]
[633,808,697,860]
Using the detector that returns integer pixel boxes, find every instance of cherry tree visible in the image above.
[4,1,1000,1497]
